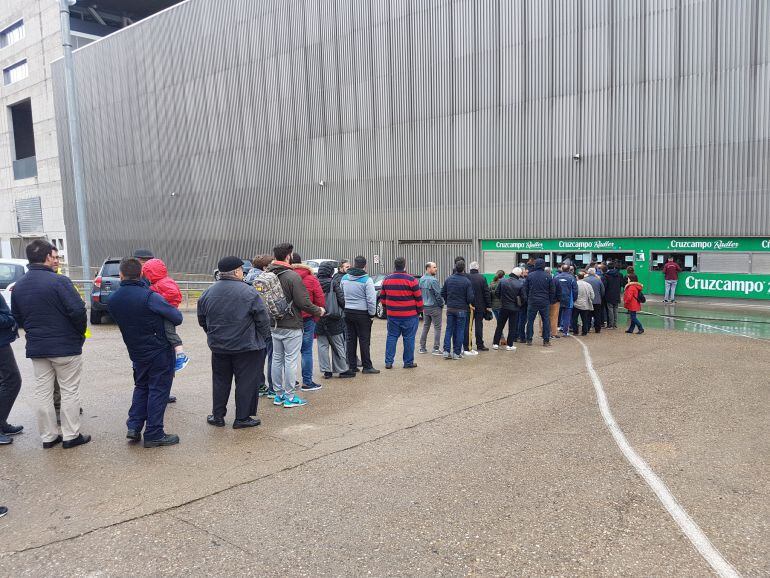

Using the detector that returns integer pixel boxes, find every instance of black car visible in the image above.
[213,259,252,281]
[90,258,121,324]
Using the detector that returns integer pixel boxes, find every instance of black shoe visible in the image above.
[43,435,63,449]
[207,415,225,427]
[126,429,141,441]
[233,417,261,429]
[518,338,527,344]
[339,370,356,378]
[625,329,634,334]
[526,340,533,346]
[637,329,645,334]
[404,362,418,369]
[543,341,552,347]
[323,372,333,379]
[0,423,22,436]
[385,364,393,369]
[0,434,12,445]
[63,434,91,449]
[477,346,489,352]
[362,368,380,375]
[0,506,6,518]
[167,396,177,404]
[143,434,180,448]
[352,367,360,373]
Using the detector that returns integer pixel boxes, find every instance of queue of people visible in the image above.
[0,242,649,457]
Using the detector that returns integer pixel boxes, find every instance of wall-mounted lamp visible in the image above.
[572,153,582,162]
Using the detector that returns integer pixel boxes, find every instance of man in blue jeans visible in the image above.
[553,264,578,336]
[523,258,556,347]
[108,258,183,447]
[381,257,423,369]
[441,260,474,359]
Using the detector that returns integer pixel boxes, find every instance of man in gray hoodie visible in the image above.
[341,256,379,375]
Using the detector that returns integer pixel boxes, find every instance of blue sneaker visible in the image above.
[174,353,190,372]
[272,394,284,406]
[283,395,307,408]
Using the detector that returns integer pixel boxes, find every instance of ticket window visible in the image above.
[555,252,592,269]
[651,252,698,272]
[517,252,551,267]
[596,252,634,271]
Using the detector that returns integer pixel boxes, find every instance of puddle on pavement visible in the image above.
[630,302,770,340]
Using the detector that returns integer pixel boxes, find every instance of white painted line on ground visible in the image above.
[643,311,767,341]
[574,336,741,578]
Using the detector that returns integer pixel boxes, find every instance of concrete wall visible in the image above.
[0,0,68,260]
[53,0,770,275]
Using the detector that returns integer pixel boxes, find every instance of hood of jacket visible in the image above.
[626,281,643,289]
[292,263,313,279]
[606,268,620,278]
[142,258,168,284]
[317,262,335,279]
[344,270,369,283]
[266,262,291,274]
[534,258,546,270]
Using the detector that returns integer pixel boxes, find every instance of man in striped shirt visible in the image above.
[380,257,423,370]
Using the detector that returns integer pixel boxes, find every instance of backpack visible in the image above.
[252,270,293,322]
[324,283,343,320]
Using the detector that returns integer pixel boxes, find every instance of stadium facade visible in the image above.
[52,0,770,299]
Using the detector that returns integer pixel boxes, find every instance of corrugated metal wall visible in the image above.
[53,0,770,274]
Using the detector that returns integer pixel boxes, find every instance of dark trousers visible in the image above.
[0,344,22,426]
[257,338,273,389]
[444,310,467,355]
[515,307,528,341]
[212,349,261,421]
[345,310,373,370]
[128,348,174,441]
[571,308,580,334]
[493,309,518,346]
[473,310,485,348]
[592,304,603,333]
[526,304,551,342]
[577,309,592,335]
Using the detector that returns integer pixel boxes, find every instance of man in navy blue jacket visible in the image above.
[0,294,22,445]
[523,258,556,346]
[440,259,475,359]
[12,240,90,449]
[553,264,579,336]
[108,258,183,447]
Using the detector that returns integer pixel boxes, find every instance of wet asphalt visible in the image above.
[0,304,768,576]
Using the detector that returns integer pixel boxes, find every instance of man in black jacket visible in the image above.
[468,261,492,351]
[602,261,625,329]
[198,256,272,428]
[108,258,183,447]
[0,294,22,445]
[492,267,524,350]
[12,240,90,449]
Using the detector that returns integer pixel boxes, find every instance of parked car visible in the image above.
[305,258,338,275]
[213,259,252,281]
[0,259,28,308]
[90,258,122,324]
[372,274,387,319]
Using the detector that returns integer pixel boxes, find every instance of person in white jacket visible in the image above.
[573,273,595,336]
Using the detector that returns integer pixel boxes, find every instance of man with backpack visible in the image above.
[262,243,325,408]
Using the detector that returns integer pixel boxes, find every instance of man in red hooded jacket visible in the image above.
[290,254,326,391]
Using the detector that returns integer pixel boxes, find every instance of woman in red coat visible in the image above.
[622,274,645,334]
[290,254,326,390]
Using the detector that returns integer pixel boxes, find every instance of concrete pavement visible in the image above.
[0,318,767,576]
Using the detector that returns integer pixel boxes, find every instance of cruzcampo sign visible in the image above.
[482,237,770,252]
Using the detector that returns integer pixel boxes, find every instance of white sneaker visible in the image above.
[464,349,479,356]
[492,344,499,350]
[506,345,517,351]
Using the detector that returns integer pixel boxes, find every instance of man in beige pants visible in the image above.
[545,267,560,338]
[11,239,91,449]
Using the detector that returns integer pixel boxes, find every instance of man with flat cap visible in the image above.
[197,256,271,429]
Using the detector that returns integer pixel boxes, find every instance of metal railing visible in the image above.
[70,280,215,311]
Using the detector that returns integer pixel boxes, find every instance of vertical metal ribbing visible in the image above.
[50,0,770,274]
